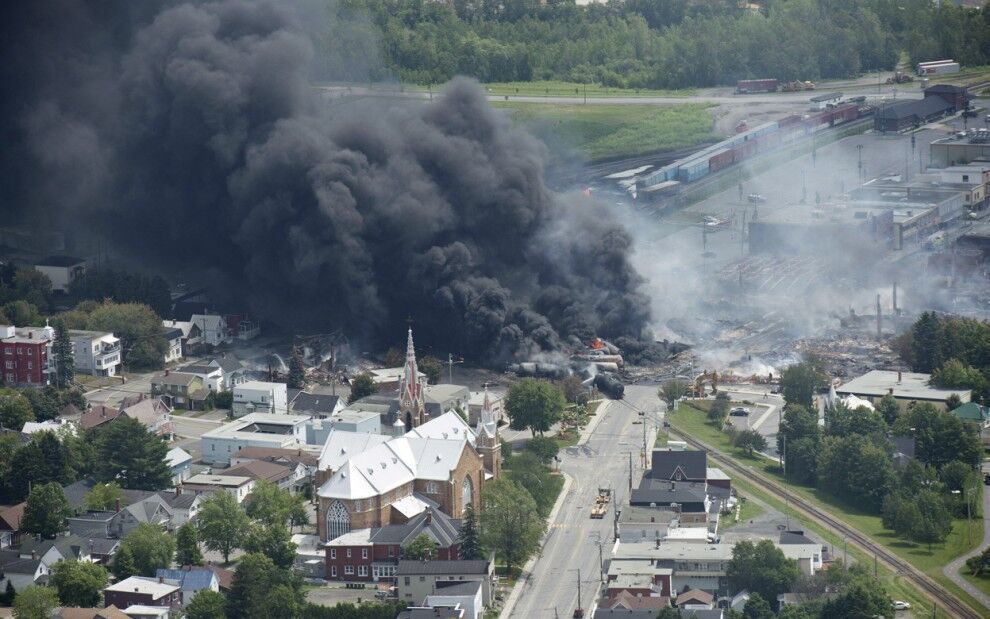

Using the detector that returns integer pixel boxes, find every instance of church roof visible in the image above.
[317,429,391,472]
[408,410,476,445]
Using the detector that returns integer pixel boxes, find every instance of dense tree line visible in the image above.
[68,268,171,318]
[323,0,990,89]
[896,312,990,402]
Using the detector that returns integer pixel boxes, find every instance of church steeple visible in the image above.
[475,384,501,478]
[398,328,426,428]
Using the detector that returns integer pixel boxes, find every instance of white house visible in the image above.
[200,413,310,465]
[181,474,254,503]
[166,447,194,485]
[189,314,229,347]
[163,327,184,365]
[232,380,288,417]
[69,330,121,376]
[33,256,86,293]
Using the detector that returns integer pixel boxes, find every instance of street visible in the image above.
[508,384,663,618]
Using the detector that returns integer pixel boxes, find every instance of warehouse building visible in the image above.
[836,370,970,409]
[874,96,954,132]
[748,203,894,255]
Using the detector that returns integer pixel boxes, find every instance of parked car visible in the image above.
[983,473,990,486]
[893,600,911,610]
[729,407,751,417]
[747,193,767,204]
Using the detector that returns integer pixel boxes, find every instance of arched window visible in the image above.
[460,476,473,514]
[326,500,350,541]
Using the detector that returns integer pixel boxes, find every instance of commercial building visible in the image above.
[873,85,965,133]
[809,92,842,110]
[69,330,121,376]
[232,380,288,417]
[748,203,895,255]
[396,560,494,606]
[836,370,970,409]
[181,474,254,503]
[423,384,470,417]
[34,255,86,292]
[103,576,181,612]
[200,413,310,465]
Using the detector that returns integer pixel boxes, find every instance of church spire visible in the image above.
[399,328,425,427]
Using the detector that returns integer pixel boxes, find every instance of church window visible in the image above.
[326,500,350,540]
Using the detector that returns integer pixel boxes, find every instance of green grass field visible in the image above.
[719,494,765,531]
[492,102,718,160]
[479,80,695,98]
[670,400,987,616]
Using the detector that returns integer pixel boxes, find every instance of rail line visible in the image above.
[670,427,983,619]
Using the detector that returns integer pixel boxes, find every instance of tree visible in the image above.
[2,301,42,328]
[826,402,887,439]
[404,533,439,560]
[742,592,775,619]
[420,356,443,385]
[185,589,228,619]
[816,435,894,512]
[245,480,305,527]
[227,553,302,619]
[559,375,589,405]
[34,431,72,485]
[49,559,109,607]
[656,608,683,619]
[780,360,826,409]
[708,395,729,429]
[784,437,819,485]
[243,523,297,569]
[946,393,963,411]
[93,417,171,489]
[82,301,167,370]
[52,319,74,388]
[726,539,800,603]
[111,545,137,580]
[176,521,204,566]
[479,478,544,575]
[215,390,233,409]
[0,390,34,431]
[734,429,767,457]
[893,403,982,469]
[931,358,986,394]
[458,504,482,560]
[287,348,306,389]
[383,348,403,368]
[347,373,375,404]
[120,523,175,576]
[198,491,250,563]
[939,460,972,493]
[1,579,15,606]
[21,482,70,538]
[505,451,558,517]
[659,379,688,408]
[875,393,900,425]
[84,481,123,511]
[505,378,565,436]
[524,435,559,465]
[913,489,953,550]
[12,585,58,619]
[821,578,892,619]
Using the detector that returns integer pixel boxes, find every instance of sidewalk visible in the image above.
[941,481,990,611]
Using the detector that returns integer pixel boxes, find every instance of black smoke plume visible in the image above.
[0,0,652,363]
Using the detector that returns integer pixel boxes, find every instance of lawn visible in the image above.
[492,102,719,160]
[718,494,765,531]
[669,400,987,616]
[479,80,695,98]
[961,569,990,597]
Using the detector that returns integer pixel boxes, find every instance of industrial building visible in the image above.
[836,370,970,409]
[747,203,894,255]
[873,84,967,132]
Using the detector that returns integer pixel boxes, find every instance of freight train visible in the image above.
[635,103,864,194]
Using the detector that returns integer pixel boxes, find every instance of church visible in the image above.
[316,329,501,542]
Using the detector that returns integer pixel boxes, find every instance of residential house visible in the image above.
[34,256,86,292]
[0,503,25,548]
[677,589,715,610]
[21,418,76,437]
[79,405,124,431]
[150,371,204,410]
[225,314,260,340]
[232,380,288,417]
[119,395,173,438]
[181,474,254,503]
[397,606,465,619]
[291,391,344,418]
[222,460,294,492]
[166,447,193,485]
[103,576,181,612]
[200,413,310,466]
[162,328,183,365]
[203,565,234,592]
[592,610,664,619]
[157,491,203,527]
[4,535,92,590]
[325,507,462,582]
[230,446,318,493]
[293,533,326,579]
[206,355,247,390]
[396,560,494,606]
[0,550,49,592]
[189,314,228,347]
[155,566,220,606]
[424,580,484,619]
[605,558,672,600]
[0,324,52,386]
[68,510,118,539]
[53,605,130,619]
[161,320,202,356]
[87,538,121,565]
[70,330,121,377]
[113,495,174,535]
[598,591,670,614]
[175,363,224,392]
[950,402,990,448]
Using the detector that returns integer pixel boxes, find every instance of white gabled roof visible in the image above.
[318,429,391,471]
[165,447,192,468]
[406,437,467,481]
[408,411,476,446]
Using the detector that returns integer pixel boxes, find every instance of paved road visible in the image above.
[507,385,663,618]
[941,464,990,612]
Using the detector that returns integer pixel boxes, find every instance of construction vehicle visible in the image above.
[590,488,611,519]
[886,71,914,84]
[781,80,816,92]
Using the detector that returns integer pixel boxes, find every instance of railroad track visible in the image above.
[670,427,984,619]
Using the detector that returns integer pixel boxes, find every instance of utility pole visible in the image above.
[598,540,605,583]
[857,144,863,180]
[628,452,633,492]
[576,569,582,616]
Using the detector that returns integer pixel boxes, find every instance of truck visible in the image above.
[590,488,611,518]
[886,71,914,84]
[736,79,779,94]
[781,80,815,92]
[916,60,960,76]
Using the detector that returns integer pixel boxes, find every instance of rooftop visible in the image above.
[35,255,84,267]
[183,474,253,488]
[222,460,293,483]
[396,559,490,576]
[423,384,469,404]
[430,580,483,597]
[104,576,179,597]
[292,392,341,415]
[613,541,735,562]
[202,413,309,440]
[235,380,286,392]
[836,370,971,402]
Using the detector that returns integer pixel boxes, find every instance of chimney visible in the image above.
[425,510,432,524]
[159,576,164,583]
[175,486,181,497]
[888,388,894,395]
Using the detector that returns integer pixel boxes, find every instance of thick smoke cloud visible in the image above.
[0,0,652,363]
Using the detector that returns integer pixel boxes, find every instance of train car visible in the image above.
[830,103,859,126]
[778,114,803,129]
[708,147,735,173]
[736,79,779,94]
[594,373,625,400]
[677,154,711,182]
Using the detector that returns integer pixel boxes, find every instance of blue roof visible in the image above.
[156,567,216,591]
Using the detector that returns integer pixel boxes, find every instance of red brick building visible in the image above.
[0,326,51,386]
[326,508,461,582]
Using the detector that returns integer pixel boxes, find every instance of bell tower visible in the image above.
[398,328,426,428]
[475,385,501,478]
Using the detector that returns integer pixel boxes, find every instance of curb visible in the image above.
[497,471,574,619]
[577,401,612,447]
